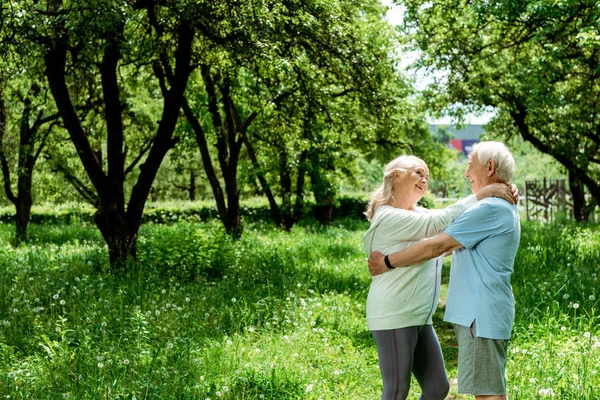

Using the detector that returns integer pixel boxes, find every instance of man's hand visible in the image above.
[368,251,388,276]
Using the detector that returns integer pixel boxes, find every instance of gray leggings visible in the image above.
[372,325,450,400]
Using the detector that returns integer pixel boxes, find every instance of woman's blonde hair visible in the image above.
[365,155,427,221]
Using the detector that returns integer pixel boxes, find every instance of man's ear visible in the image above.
[487,159,496,176]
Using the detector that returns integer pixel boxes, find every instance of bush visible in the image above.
[0,197,374,226]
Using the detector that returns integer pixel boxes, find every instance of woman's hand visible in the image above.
[475,183,519,204]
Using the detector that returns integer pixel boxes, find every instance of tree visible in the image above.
[7,0,195,271]
[0,81,59,244]
[183,0,437,231]
[399,0,600,220]
[0,13,61,244]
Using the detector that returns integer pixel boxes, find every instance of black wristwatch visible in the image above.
[384,255,394,269]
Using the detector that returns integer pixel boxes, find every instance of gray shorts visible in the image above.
[454,321,509,396]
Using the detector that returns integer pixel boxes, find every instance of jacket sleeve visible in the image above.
[379,195,478,243]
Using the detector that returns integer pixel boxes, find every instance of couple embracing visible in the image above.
[364,141,521,400]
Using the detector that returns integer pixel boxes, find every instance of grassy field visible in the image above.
[0,218,598,399]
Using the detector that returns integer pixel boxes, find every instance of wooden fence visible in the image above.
[525,178,570,222]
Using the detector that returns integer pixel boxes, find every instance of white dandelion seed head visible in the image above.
[573,303,580,309]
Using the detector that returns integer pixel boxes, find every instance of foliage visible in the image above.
[398,0,600,214]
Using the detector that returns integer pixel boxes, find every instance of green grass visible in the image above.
[0,219,598,399]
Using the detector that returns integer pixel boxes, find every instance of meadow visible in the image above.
[0,217,598,399]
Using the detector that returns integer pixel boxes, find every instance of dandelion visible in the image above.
[584,332,591,338]
[98,362,104,369]
[216,391,222,397]
[248,326,255,332]
[563,294,570,300]
[161,289,167,294]
[223,386,229,392]
[60,300,66,305]
[231,298,237,303]
[53,294,60,300]
[590,295,596,301]
[123,359,130,365]
[561,326,566,332]
[573,303,580,309]
[167,342,174,349]
[185,297,190,302]
[8,371,16,378]
[101,322,107,328]
[334,370,342,376]
[306,384,314,393]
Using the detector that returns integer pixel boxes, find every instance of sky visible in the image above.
[380,0,494,125]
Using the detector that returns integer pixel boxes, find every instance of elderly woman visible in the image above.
[364,155,516,400]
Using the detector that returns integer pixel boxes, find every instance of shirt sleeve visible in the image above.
[379,194,478,243]
[444,202,501,249]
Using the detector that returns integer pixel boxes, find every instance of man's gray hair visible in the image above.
[473,141,515,182]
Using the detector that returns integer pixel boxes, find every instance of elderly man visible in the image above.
[368,141,521,400]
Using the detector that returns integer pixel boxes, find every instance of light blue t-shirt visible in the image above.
[443,198,521,340]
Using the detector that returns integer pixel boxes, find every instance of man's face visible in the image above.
[465,151,489,193]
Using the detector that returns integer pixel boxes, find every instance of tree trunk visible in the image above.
[569,172,589,222]
[293,149,309,223]
[14,176,33,245]
[279,146,295,231]
[94,202,136,272]
[308,157,335,224]
[189,169,196,201]
[242,133,282,226]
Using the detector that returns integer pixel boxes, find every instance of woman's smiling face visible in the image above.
[396,162,430,204]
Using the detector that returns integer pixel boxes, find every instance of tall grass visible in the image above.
[0,219,598,399]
